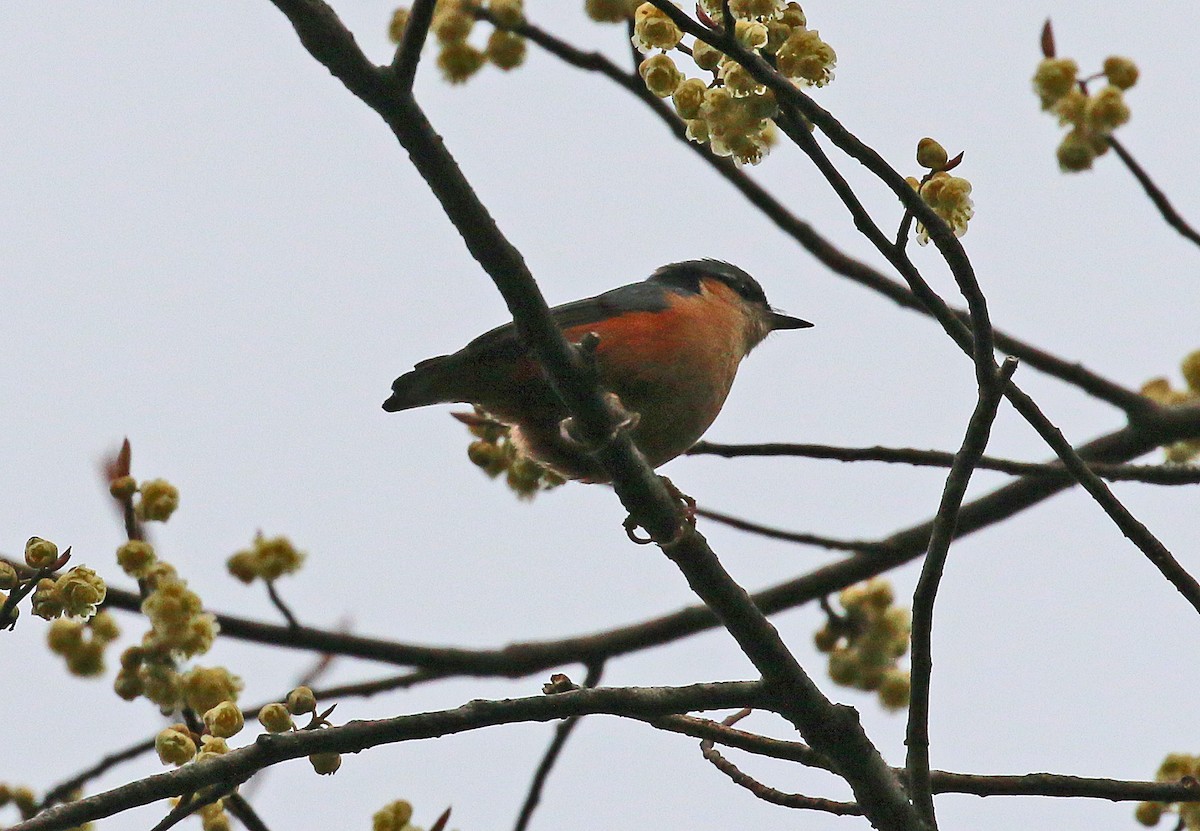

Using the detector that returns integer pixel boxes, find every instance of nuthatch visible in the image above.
[383,259,811,482]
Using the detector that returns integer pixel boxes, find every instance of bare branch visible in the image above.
[690,441,1200,484]
[695,506,898,554]
[1108,135,1200,250]
[14,682,768,831]
[907,357,1019,825]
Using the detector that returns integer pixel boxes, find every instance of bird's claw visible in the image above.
[622,476,697,546]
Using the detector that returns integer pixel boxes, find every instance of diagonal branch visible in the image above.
[1108,136,1200,250]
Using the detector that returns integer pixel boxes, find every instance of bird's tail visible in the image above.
[382,355,458,412]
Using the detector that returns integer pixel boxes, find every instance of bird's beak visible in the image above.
[768,310,814,331]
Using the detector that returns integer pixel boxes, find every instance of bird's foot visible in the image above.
[622,476,697,546]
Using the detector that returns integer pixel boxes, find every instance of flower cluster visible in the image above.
[46,611,120,677]
[1141,349,1200,462]
[114,561,222,709]
[631,2,834,166]
[226,532,306,584]
[461,408,565,499]
[1135,753,1200,829]
[1033,53,1138,172]
[814,578,912,710]
[388,0,527,84]
[905,137,974,245]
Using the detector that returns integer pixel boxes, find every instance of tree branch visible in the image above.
[907,357,1019,825]
[1108,135,1200,250]
[690,441,1200,484]
[14,682,767,831]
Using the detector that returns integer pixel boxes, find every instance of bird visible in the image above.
[383,259,811,482]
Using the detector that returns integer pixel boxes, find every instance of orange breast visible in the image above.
[560,278,749,467]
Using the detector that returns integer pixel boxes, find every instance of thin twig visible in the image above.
[512,662,606,831]
[1108,135,1200,249]
[689,441,1200,484]
[264,581,301,629]
[698,710,863,815]
[695,507,897,554]
[907,357,1019,826]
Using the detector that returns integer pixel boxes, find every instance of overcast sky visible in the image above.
[3,2,1199,830]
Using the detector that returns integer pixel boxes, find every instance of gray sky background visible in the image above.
[3,2,1199,830]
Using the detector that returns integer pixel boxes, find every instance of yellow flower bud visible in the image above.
[114,668,143,700]
[1180,350,1200,393]
[286,685,318,715]
[387,7,410,45]
[672,77,707,119]
[1032,57,1078,109]
[775,28,836,86]
[639,53,684,98]
[117,540,157,579]
[31,578,64,620]
[489,0,523,27]
[586,0,636,23]
[47,618,85,655]
[56,566,107,619]
[632,3,683,51]
[24,537,59,570]
[1135,801,1165,827]
[813,626,839,653]
[487,30,526,70]
[66,640,105,677]
[182,666,243,714]
[226,551,259,583]
[0,561,17,591]
[1085,85,1131,134]
[916,137,949,170]
[1057,129,1097,172]
[309,752,342,775]
[204,701,246,739]
[729,0,782,19]
[108,475,138,500]
[137,479,180,522]
[1103,55,1139,90]
[258,702,295,733]
[734,20,768,50]
[432,3,473,44]
[827,647,858,685]
[156,727,197,766]
[878,668,911,710]
[690,39,724,72]
[438,41,486,84]
[196,735,230,764]
[373,800,415,831]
